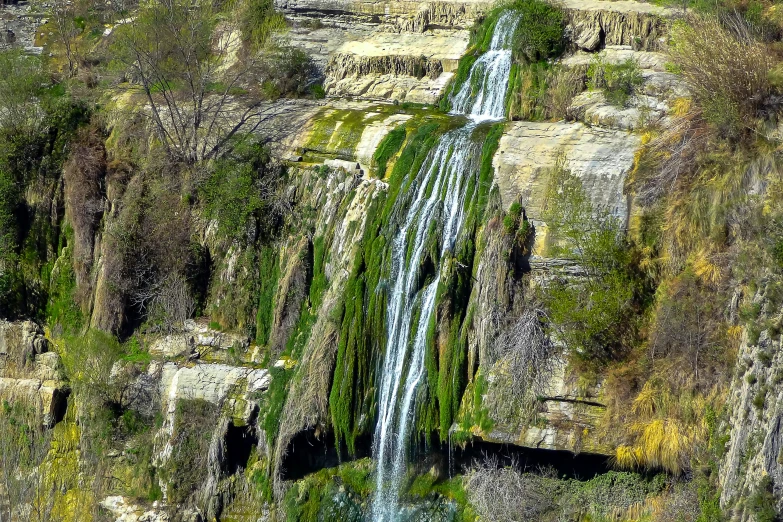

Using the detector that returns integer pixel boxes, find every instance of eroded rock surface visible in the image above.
[0,320,68,426]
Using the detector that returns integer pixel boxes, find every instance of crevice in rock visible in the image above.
[223,422,259,475]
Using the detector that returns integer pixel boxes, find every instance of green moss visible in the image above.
[255,245,280,347]
[261,365,293,450]
[372,124,407,178]
[282,459,371,522]
[305,109,386,160]
[46,242,83,335]
[587,56,643,107]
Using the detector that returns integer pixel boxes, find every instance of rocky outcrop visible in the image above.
[564,47,689,131]
[149,319,250,361]
[478,355,610,455]
[323,30,467,102]
[0,1,44,53]
[0,320,68,427]
[559,0,673,52]
[492,121,639,258]
[720,300,783,520]
[327,52,444,82]
[100,496,170,522]
[276,0,490,30]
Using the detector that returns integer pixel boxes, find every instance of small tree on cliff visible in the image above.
[111,0,282,163]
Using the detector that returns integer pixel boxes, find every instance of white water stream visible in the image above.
[370,10,519,521]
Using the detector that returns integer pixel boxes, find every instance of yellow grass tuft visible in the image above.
[691,249,722,285]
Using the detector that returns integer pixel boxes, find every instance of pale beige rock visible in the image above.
[558,0,674,51]
[480,359,614,455]
[324,30,468,102]
[567,90,667,130]
[148,319,250,360]
[275,0,492,30]
[493,121,638,218]
[100,496,170,522]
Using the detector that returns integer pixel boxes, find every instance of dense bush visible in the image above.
[167,399,220,504]
[200,139,287,242]
[669,15,774,140]
[539,162,646,364]
[510,0,565,63]
[587,56,643,107]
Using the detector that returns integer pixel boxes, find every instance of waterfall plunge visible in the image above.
[370,10,519,522]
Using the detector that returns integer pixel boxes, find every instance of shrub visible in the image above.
[748,476,778,522]
[539,161,644,364]
[588,56,643,107]
[510,0,565,63]
[239,0,287,50]
[669,15,774,140]
[166,399,219,504]
[200,138,287,242]
[648,270,730,391]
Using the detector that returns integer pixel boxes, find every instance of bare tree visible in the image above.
[111,0,280,163]
[490,306,557,399]
[47,0,86,77]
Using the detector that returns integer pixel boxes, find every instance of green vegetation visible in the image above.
[587,56,643,107]
[200,139,284,241]
[539,162,646,364]
[372,125,407,178]
[442,0,565,113]
[165,399,220,504]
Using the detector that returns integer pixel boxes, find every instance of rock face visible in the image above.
[559,0,673,51]
[492,120,639,255]
[0,2,44,53]
[720,323,783,520]
[149,319,251,361]
[323,30,468,103]
[0,320,68,427]
[564,47,689,131]
[480,356,610,455]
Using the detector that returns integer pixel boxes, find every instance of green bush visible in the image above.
[239,0,287,50]
[510,0,565,63]
[166,399,219,504]
[748,476,778,522]
[588,56,643,107]
[200,138,283,241]
[539,162,644,364]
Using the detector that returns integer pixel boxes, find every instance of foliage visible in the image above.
[0,50,47,135]
[506,62,584,120]
[509,0,565,63]
[668,15,774,140]
[539,161,644,364]
[748,476,777,522]
[587,56,643,107]
[473,0,564,62]
[238,0,287,50]
[166,399,220,504]
[110,0,280,162]
[200,139,286,241]
[261,366,293,449]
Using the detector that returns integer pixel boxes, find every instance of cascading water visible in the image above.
[370,9,519,522]
[450,11,520,121]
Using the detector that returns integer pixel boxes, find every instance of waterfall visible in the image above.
[450,10,520,122]
[370,9,518,522]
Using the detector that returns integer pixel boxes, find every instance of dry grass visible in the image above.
[669,14,775,139]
